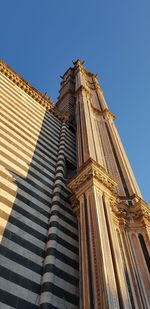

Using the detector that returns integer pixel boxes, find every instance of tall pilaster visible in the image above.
[67,60,150,308]
[68,159,132,308]
[73,59,142,198]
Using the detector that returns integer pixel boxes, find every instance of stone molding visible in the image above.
[0,60,54,109]
[68,156,150,228]
[0,60,70,123]
[112,194,150,229]
[67,157,118,195]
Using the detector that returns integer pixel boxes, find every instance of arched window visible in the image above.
[138,234,150,273]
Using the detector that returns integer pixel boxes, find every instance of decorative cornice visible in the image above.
[67,158,118,196]
[0,60,54,110]
[112,194,150,228]
[127,199,149,221]
[0,60,71,123]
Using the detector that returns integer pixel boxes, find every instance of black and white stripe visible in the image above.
[0,71,79,309]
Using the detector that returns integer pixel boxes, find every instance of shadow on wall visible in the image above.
[0,110,63,307]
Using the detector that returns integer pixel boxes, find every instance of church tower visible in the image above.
[0,59,149,309]
[67,60,150,309]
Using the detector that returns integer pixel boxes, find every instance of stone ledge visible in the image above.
[67,157,118,195]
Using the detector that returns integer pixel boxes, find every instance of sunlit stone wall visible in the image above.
[0,67,79,309]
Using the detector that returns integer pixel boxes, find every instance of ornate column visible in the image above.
[68,158,132,309]
[112,196,150,308]
[69,60,150,308]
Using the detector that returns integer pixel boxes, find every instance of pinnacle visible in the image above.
[72,59,85,66]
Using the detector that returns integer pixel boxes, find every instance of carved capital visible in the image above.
[67,158,118,197]
[128,198,149,221]
[111,194,150,229]
[112,202,128,219]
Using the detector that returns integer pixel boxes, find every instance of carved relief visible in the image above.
[111,194,150,231]
[67,157,118,195]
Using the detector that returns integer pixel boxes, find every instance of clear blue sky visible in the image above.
[1,0,150,204]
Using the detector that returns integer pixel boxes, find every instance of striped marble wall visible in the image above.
[0,70,79,308]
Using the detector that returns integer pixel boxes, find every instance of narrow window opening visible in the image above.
[68,123,76,134]
[64,159,76,181]
[138,234,150,273]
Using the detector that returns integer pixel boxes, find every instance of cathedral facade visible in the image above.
[0,59,149,308]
